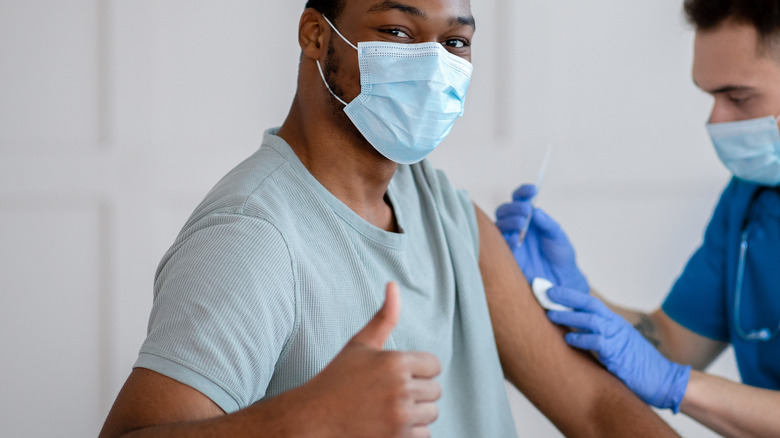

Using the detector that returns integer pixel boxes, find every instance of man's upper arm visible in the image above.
[139,213,297,412]
[474,205,678,437]
[99,368,225,438]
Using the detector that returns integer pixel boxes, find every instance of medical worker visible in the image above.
[99,1,677,437]
[497,1,780,437]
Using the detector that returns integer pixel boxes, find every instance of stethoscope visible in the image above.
[734,187,780,342]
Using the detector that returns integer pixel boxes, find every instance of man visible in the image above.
[497,1,780,436]
[99,1,678,437]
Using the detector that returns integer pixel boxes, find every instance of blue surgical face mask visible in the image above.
[707,114,780,186]
[316,16,473,165]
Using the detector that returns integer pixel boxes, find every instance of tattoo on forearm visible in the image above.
[634,315,661,349]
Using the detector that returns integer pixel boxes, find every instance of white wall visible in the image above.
[0,1,738,437]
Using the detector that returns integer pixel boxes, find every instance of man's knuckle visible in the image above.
[388,380,408,401]
[432,381,442,400]
[379,352,404,373]
[428,354,442,373]
[413,427,432,438]
[428,404,439,423]
[389,404,412,426]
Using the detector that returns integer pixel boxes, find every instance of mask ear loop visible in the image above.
[315,15,357,107]
[316,60,348,106]
[322,15,358,51]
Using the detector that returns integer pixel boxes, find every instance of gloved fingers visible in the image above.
[554,267,590,295]
[495,203,532,237]
[496,218,528,238]
[525,232,557,280]
[495,201,533,220]
[546,309,607,333]
[512,184,538,202]
[563,332,606,354]
[500,230,520,248]
[546,287,611,316]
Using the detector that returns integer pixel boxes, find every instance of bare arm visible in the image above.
[99,368,305,438]
[681,370,780,438]
[99,283,441,438]
[475,206,679,437]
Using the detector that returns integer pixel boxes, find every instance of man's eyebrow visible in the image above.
[367,1,475,30]
[367,1,427,18]
[451,15,476,29]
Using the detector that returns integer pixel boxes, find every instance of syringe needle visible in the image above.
[518,144,553,246]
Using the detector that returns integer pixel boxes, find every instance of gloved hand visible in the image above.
[545,286,691,413]
[495,184,589,293]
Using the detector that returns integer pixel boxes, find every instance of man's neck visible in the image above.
[277,102,399,233]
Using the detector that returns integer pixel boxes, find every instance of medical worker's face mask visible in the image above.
[707,113,780,186]
[316,16,473,165]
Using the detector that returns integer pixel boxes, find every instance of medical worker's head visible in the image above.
[687,0,780,124]
[687,0,780,186]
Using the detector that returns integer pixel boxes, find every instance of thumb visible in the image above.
[350,282,401,349]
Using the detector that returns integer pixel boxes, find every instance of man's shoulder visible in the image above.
[403,160,469,207]
[153,144,305,294]
[189,144,309,227]
[403,160,480,253]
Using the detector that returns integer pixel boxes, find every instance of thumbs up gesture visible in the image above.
[300,282,442,438]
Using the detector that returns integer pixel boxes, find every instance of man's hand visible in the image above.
[302,282,442,437]
[546,286,691,413]
[495,184,589,293]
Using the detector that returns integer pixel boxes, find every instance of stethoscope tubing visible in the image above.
[733,187,780,342]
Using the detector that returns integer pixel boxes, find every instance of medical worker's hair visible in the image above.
[305,0,344,22]
[684,0,780,46]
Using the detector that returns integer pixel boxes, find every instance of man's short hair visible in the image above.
[684,0,780,46]
[305,0,344,22]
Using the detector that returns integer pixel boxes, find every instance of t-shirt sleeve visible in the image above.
[134,212,297,413]
[431,167,480,258]
[662,183,735,342]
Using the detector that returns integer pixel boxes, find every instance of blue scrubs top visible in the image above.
[663,177,780,389]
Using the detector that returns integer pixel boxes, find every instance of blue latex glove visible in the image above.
[546,286,691,413]
[495,184,589,293]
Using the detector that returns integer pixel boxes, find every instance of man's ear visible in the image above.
[299,8,328,61]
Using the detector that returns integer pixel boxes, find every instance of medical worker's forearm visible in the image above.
[681,370,780,438]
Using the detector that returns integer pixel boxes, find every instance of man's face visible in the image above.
[693,20,780,124]
[322,0,475,109]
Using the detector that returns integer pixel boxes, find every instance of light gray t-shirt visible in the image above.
[135,129,517,436]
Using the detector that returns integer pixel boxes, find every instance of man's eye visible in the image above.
[443,39,468,49]
[382,28,410,39]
